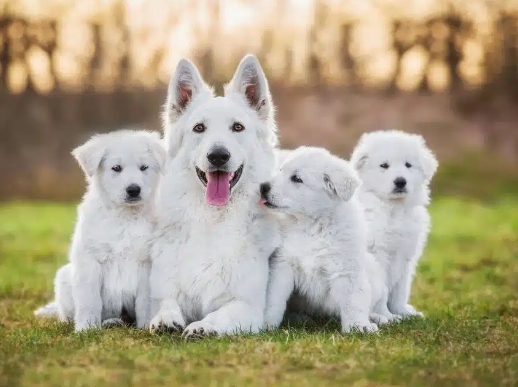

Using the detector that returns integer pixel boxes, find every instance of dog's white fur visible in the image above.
[149,55,280,337]
[274,148,293,168]
[35,130,165,331]
[350,130,437,318]
[262,146,378,333]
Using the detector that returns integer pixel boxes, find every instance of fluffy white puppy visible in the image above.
[350,130,438,319]
[38,130,165,331]
[149,55,280,338]
[261,146,378,333]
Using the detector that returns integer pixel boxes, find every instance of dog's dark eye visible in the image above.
[112,165,122,173]
[380,163,389,169]
[232,122,245,132]
[291,175,303,183]
[140,165,148,171]
[193,123,206,133]
[405,162,412,168]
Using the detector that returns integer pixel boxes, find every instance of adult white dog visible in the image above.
[261,146,378,333]
[35,130,165,331]
[350,130,438,319]
[148,54,280,338]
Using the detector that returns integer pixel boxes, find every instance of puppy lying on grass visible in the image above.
[261,146,378,334]
[35,130,165,331]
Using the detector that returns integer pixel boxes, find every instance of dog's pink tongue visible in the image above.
[206,171,231,206]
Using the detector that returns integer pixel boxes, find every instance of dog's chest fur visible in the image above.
[74,202,154,312]
[279,209,362,316]
[365,200,428,285]
[153,205,278,323]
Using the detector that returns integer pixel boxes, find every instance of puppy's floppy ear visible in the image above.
[352,154,368,171]
[146,132,166,172]
[163,59,213,127]
[72,135,107,178]
[225,54,274,123]
[323,157,361,202]
[415,135,438,181]
[350,133,371,171]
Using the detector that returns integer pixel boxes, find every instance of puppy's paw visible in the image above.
[394,304,424,319]
[102,317,126,328]
[387,313,403,322]
[370,313,389,326]
[342,321,378,334]
[149,314,185,334]
[182,321,218,340]
[74,321,101,332]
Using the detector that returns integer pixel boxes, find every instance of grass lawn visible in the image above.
[0,198,517,386]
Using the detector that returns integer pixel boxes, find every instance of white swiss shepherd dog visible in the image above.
[260,146,378,333]
[35,130,165,331]
[149,54,280,337]
[350,130,438,319]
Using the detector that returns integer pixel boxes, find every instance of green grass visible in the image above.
[1,198,518,386]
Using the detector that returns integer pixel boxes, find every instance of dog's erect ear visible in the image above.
[416,135,438,181]
[323,157,361,202]
[225,54,273,122]
[72,135,107,178]
[163,59,212,126]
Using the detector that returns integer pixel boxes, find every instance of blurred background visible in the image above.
[1,0,518,201]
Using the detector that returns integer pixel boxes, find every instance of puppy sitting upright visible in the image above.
[350,130,438,319]
[53,130,165,332]
[261,146,378,334]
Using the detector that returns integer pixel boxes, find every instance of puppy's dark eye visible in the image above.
[380,163,389,169]
[193,123,206,133]
[232,122,245,132]
[405,162,412,168]
[140,165,148,171]
[291,175,303,183]
[112,165,122,173]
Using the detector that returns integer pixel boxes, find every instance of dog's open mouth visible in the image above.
[196,164,244,206]
[125,197,142,204]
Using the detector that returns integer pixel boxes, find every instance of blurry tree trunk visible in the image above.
[340,23,357,89]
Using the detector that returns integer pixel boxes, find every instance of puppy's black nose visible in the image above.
[394,177,407,189]
[260,182,271,199]
[126,184,141,197]
[207,147,231,167]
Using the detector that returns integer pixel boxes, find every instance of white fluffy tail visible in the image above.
[34,301,59,318]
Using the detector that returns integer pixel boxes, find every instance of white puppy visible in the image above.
[149,55,280,337]
[36,130,165,331]
[261,146,378,334]
[350,130,438,319]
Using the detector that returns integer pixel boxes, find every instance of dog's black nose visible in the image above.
[394,177,407,189]
[260,182,271,199]
[207,147,231,167]
[126,184,141,197]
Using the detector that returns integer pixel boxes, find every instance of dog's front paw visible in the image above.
[149,313,185,334]
[182,321,217,340]
[393,304,424,319]
[387,313,403,322]
[102,317,126,328]
[370,313,389,326]
[74,321,101,332]
[342,321,379,334]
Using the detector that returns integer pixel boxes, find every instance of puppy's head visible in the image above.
[350,130,437,204]
[72,130,165,207]
[260,146,360,217]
